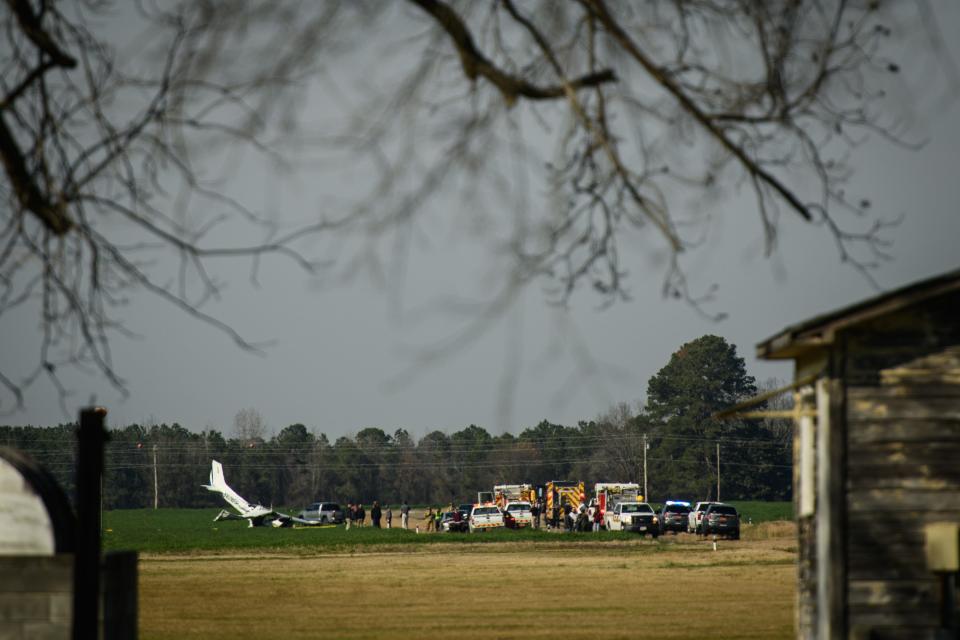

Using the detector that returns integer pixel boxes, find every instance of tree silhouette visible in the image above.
[1,1,953,410]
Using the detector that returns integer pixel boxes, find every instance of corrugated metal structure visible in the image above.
[756,269,960,639]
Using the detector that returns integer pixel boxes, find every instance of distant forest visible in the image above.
[1,336,792,508]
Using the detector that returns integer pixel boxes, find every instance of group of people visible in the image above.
[543,502,603,532]
[344,501,412,530]
[342,500,603,533]
[422,505,452,532]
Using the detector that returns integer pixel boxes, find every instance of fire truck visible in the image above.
[593,483,642,520]
[543,480,585,517]
[493,484,536,509]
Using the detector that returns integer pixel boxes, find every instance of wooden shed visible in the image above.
[756,269,960,639]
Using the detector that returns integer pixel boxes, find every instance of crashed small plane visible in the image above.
[203,460,323,528]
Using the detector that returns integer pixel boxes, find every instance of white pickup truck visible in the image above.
[469,505,505,533]
[604,502,659,536]
[503,501,533,528]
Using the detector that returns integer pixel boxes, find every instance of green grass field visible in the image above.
[138,533,798,639]
[103,501,792,553]
[114,504,797,638]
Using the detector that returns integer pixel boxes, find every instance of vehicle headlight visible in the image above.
[653,517,659,523]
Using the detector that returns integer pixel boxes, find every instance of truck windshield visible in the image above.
[622,504,654,513]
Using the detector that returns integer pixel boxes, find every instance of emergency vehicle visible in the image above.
[502,501,534,528]
[493,484,536,509]
[468,504,504,533]
[593,482,642,520]
[544,480,585,516]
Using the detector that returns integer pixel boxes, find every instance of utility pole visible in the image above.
[153,444,159,510]
[642,432,648,501]
[716,442,720,502]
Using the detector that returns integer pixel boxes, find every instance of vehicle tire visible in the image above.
[320,516,328,525]
[732,531,740,541]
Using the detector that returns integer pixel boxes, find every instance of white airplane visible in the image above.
[203,460,324,528]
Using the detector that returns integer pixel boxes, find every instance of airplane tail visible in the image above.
[203,460,255,515]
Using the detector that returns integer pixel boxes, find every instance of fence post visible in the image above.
[103,551,138,640]
[72,406,107,640]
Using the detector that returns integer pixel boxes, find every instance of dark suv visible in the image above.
[658,501,691,534]
[701,503,740,539]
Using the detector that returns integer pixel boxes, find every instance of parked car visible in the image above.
[688,501,718,534]
[298,502,343,524]
[468,504,504,533]
[659,500,691,534]
[701,503,740,539]
[604,502,659,536]
[440,511,468,533]
[503,501,534,528]
[457,503,474,520]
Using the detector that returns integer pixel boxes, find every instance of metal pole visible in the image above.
[716,442,720,502]
[73,406,108,640]
[153,444,158,510]
[642,432,648,501]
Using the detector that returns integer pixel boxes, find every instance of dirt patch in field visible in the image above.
[139,534,795,639]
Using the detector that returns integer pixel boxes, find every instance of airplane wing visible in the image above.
[284,514,331,527]
[269,511,332,527]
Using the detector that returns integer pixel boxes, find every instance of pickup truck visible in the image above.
[468,505,504,533]
[297,502,344,524]
[503,501,534,528]
[604,502,659,536]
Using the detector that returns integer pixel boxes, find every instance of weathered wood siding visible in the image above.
[0,555,72,639]
[842,292,960,639]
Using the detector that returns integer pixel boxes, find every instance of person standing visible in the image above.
[386,505,393,529]
[371,501,382,528]
[401,501,410,530]
[424,507,435,532]
[358,503,366,527]
[345,503,352,530]
[531,502,540,529]
[593,505,603,532]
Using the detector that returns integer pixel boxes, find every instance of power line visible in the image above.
[7,432,791,458]
[34,453,792,472]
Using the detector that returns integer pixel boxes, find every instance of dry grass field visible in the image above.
[139,524,797,639]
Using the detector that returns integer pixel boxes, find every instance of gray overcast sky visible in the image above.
[4,4,959,437]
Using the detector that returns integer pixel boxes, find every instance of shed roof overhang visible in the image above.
[757,268,960,361]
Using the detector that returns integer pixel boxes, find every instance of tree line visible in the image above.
[1,336,791,509]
